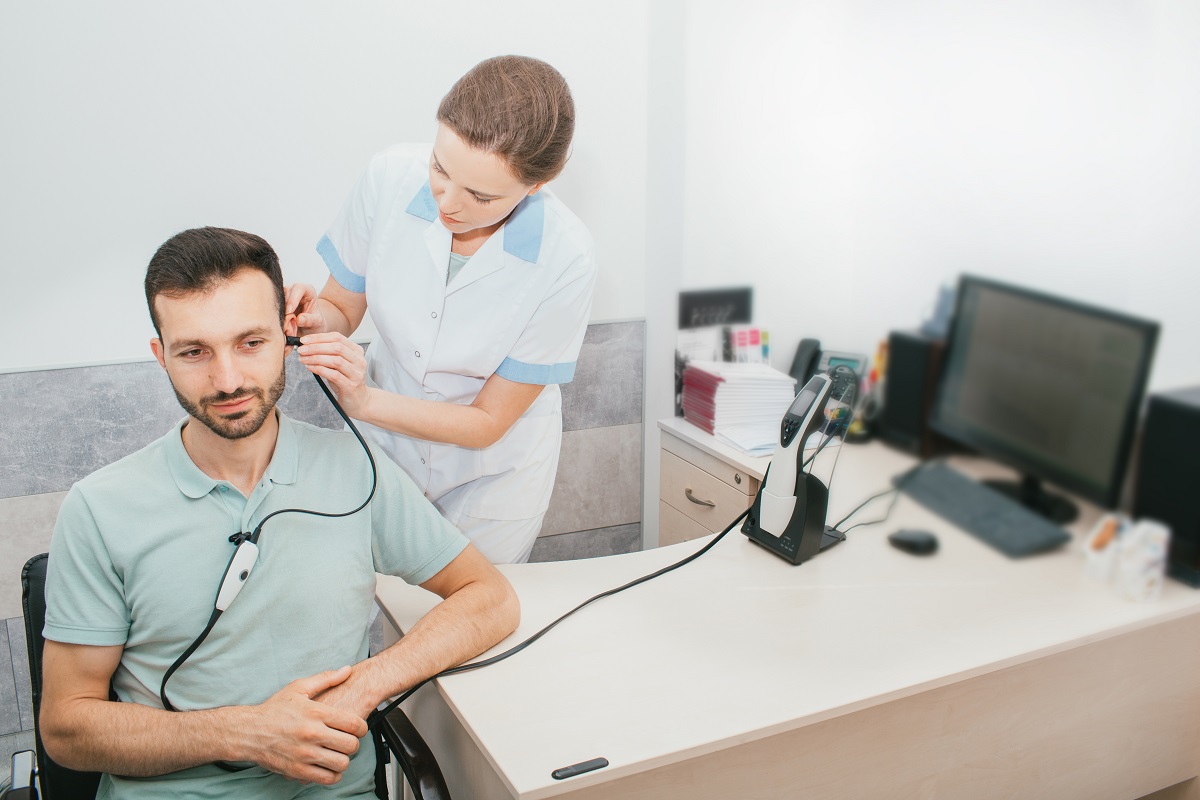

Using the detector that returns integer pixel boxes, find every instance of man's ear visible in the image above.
[527,182,546,196]
[283,314,299,354]
[150,338,167,370]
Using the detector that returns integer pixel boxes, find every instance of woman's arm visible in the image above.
[361,373,545,448]
[297,333,544,448]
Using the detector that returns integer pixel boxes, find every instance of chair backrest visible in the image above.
[22,553,102,800]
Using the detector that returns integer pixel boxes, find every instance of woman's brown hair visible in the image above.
[437,55,575,185]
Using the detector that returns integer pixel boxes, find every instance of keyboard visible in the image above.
[895,462,1072,558]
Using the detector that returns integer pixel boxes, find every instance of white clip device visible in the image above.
[215,541,260,612]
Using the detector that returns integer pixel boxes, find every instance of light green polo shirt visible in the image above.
[45,412,469,799]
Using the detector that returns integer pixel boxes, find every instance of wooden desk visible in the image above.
[376,441,1200,800]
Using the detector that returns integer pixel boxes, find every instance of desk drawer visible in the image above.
[659,500,716,546]
[660,450,751,534]
[661,430,757,495]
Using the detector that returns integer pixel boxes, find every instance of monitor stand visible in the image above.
[983,475,1078,525]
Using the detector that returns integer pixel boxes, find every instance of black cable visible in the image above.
[831,486,897,531]
[369,406,851,726]
[248,372,378,545]
[160,610,220,712]
[368,379,864,728]
[366,506,752,730]
[160,368,378,719]
[162,359,853,752]
[839,488,905,535]
[367,371,864,729]
[831,459,943,536]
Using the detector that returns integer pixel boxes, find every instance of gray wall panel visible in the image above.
[530,522,642,562]
[0,357,351,499]
[0,491,66,619]
[561,321,644,432]
[542,424,642,537]
[0,361,180,499]
[1,322,645,499]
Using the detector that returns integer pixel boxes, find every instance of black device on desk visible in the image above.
[1136,386,1200,587]
[742,373,848,564]
[907,275,1158,555]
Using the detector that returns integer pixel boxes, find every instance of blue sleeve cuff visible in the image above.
[316,235,366,293]
[496,357,577,385]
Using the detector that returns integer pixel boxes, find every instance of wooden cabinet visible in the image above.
[657,418,768,546]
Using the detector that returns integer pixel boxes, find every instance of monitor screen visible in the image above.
[929,275,1158,510]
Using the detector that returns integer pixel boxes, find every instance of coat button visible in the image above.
[415,350,421,358]
[431,311,438,318]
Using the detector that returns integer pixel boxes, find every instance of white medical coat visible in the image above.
[318,144,596,533]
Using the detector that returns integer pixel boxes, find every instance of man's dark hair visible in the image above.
[145,227,285,336]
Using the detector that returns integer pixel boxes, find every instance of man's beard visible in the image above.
[172,363,287,440]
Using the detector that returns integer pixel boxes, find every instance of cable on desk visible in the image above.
[367,424,852,730]
[367,505,752,730]
[831,458,944,535]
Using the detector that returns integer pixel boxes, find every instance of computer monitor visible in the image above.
[929,275,1159,523]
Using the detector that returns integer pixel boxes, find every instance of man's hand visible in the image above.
[312,662,383,722]
[295,333,373,419]
[247,666,369,785]
[285,283,330,335]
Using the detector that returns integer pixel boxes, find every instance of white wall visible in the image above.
[1,0,647,371]
[679,1,1200,391]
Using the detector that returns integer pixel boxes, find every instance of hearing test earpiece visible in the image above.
[286,336,302,347]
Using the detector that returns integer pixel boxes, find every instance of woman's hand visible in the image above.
[296,333,373,419]
[285,283,330,336]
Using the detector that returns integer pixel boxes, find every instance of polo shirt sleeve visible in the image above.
[43,486,131,646]
[369,450,469,585]
[494,248,597,386]
[316,155,387,294]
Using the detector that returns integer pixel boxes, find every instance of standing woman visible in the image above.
[288,56,595,564]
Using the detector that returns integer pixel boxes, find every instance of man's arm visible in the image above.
[316,544,520,718]
[40,641,369,785]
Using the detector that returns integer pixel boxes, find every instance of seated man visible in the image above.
[39,226,520,798]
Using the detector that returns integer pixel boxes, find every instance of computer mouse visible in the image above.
[888,528,939,556]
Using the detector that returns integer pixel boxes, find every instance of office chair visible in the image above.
[8,553,451,800]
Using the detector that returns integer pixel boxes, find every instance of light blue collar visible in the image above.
[166,411,299,499]
[405,182,544,263]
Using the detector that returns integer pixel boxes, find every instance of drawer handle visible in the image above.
[685,488,716,508]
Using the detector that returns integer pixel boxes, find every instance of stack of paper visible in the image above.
[681,361,798,455]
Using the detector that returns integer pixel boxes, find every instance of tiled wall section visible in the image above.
[0,321,645,619]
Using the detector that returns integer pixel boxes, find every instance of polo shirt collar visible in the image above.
[166,411,300,499]
[405,181,545,263]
